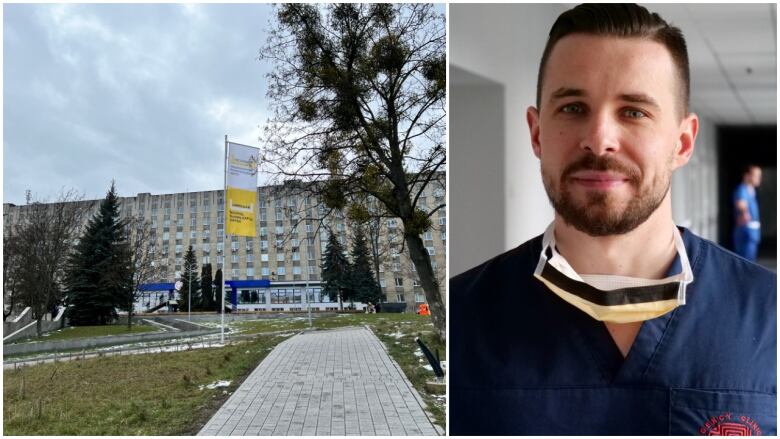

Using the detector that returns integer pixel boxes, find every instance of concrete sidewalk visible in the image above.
[198,326,442,436]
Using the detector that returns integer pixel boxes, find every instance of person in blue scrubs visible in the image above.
[450,4,777,435]
[733,165,762,261]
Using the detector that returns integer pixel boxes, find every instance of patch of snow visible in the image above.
[413,349,423,357]
[199,380,231,390]
[388,331,405,339]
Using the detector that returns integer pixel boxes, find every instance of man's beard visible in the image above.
[542,154,671,236]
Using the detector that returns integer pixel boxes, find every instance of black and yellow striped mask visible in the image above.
[533,223,693,323]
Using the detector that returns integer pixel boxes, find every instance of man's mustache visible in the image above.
[561,154,641,185]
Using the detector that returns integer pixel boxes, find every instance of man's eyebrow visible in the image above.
[549,87,585,102]
[619,93,660,110]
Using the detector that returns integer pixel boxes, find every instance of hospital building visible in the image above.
[3,177,447,313]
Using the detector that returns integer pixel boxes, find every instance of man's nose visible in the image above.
[579,112,620,155]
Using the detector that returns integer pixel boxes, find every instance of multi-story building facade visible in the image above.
[3,178,446,313]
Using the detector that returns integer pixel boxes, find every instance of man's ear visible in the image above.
[672,112,698,170]
[527,106,542,159]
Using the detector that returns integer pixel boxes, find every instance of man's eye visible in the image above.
[560,104,583,113]
[623,109,646,118]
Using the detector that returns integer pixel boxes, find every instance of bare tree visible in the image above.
[260,4,446,338]
[3,226,21,321]
[5,190,87,335]
[120,217,162,329]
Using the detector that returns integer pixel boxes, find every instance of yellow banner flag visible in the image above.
[225,141,259,237]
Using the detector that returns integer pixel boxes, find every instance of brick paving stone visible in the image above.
[198,326,440,436]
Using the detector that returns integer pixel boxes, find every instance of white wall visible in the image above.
[450,4,565,251]
[671,115,719,241]
[450,67,505,275]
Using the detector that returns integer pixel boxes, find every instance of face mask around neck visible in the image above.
[533,222,694,324]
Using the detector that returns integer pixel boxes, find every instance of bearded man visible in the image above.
[450,4,776,435]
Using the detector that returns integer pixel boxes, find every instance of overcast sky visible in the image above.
[4,3,275,205]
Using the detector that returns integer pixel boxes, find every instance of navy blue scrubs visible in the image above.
[450,228,776,435]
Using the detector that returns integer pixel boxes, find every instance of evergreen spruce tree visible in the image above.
[321,231,351,310]
[65,182,131,325]
[178,246,200,313]
[349,226,383,305]
[213,268,224,313]
[200,263,214,310]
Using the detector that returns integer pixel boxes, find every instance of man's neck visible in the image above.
[552,201,678,279]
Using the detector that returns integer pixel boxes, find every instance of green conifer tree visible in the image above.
[349,226,383,305]
[321,231,352,310]
[65,182,131,325]
[178,245,200,313]
[213,268,224,313]
[200,263,214,310]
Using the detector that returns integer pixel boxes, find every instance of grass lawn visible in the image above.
[11,324,160,344]
[4,312,446,434]
[4,334,292,435]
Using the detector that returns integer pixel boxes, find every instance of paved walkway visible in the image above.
[198,326,441,436]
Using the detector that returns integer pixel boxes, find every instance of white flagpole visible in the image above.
[221,135,227,344]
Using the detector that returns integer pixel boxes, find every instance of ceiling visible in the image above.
[641,4,776,125]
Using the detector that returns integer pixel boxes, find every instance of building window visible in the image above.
[440,231,446,241]
[277,266,286,275]
[175,245,183,254]
[176,231,183,240]
[426,246,435,256]
[247,253,254,262]
[293,266,302,275]
[395,277,403,287]
[190,231,197,239]
[232,269,239,278]
[163,232,170,241]
[203,243,210,252]
[246,268,255,277]
[423,231,433,241]
[396,293,405,302]
[231,242,239,251]
[203,256,210,264]
[277,253,285,262]
[292,252,300,261]
[232,254,239,263]
[261,254,269,262]
[262,267,270,276]
[415,293,425,303]
[380,278,386,288]
[308,265,316,275]
[217,243,223,253]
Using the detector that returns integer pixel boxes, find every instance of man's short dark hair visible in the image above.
[536,3,690,117]
[742,164,761,176]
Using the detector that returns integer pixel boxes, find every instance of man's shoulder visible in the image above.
[733,183,751,200]
[450,234,543,297]
[687,229,776,291]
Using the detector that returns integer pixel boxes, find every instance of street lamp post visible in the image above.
[306,275,312,328]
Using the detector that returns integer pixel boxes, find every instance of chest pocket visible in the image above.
[670,388,776,435]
